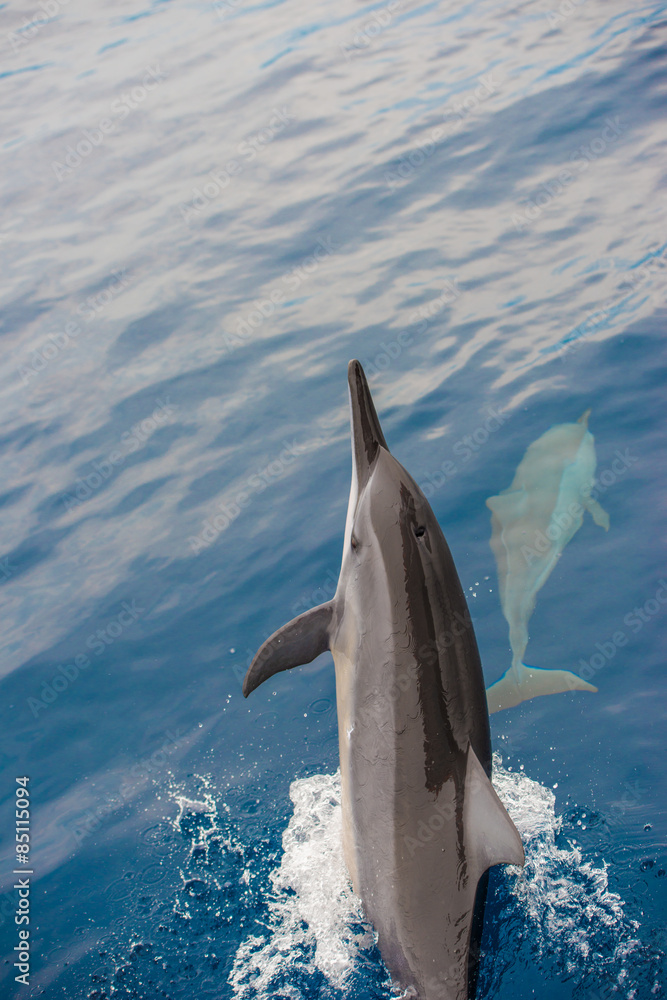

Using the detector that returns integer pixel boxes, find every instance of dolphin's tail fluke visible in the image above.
[486,662,597,714]
[242,602,333,697]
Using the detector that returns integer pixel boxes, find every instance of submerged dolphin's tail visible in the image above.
[486,662,597,714]
[242,602,333,697]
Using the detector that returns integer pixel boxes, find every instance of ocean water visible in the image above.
[0,0,665,997]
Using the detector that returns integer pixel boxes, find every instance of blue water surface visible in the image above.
[0,0,665,997]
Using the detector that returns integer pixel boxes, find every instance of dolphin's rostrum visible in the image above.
[244,361,524,1000]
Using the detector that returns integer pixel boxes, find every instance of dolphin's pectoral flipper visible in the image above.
[486,488,526,525]
[584,494,610,530]
[486,662,597,714]
[242,602,334,697]
[463,746,524,875]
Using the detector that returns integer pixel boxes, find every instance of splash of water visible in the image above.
[491,757,641,988]
[230,757,650,999]
[230,771,376,998]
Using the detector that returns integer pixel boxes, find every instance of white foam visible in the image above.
[230,759,645,998]
[492,754,640,977]
[229,771,373,998]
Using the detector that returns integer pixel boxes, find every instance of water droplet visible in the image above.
[310,698,331,714]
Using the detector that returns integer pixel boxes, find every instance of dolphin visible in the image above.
[485,410,609,713]
[243,360,524,1000]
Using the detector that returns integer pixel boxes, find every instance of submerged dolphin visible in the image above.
[485,410,609,713]
[244,361,524,1000]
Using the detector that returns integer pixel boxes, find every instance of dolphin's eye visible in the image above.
[415,525,426,538]
[351,534,359,550]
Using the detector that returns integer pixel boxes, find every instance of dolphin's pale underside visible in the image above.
[244,361,524,1000]
[485,410,609,713]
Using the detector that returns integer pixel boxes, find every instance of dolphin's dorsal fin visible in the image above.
[242,602,333,697]
[463,746,525,876]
